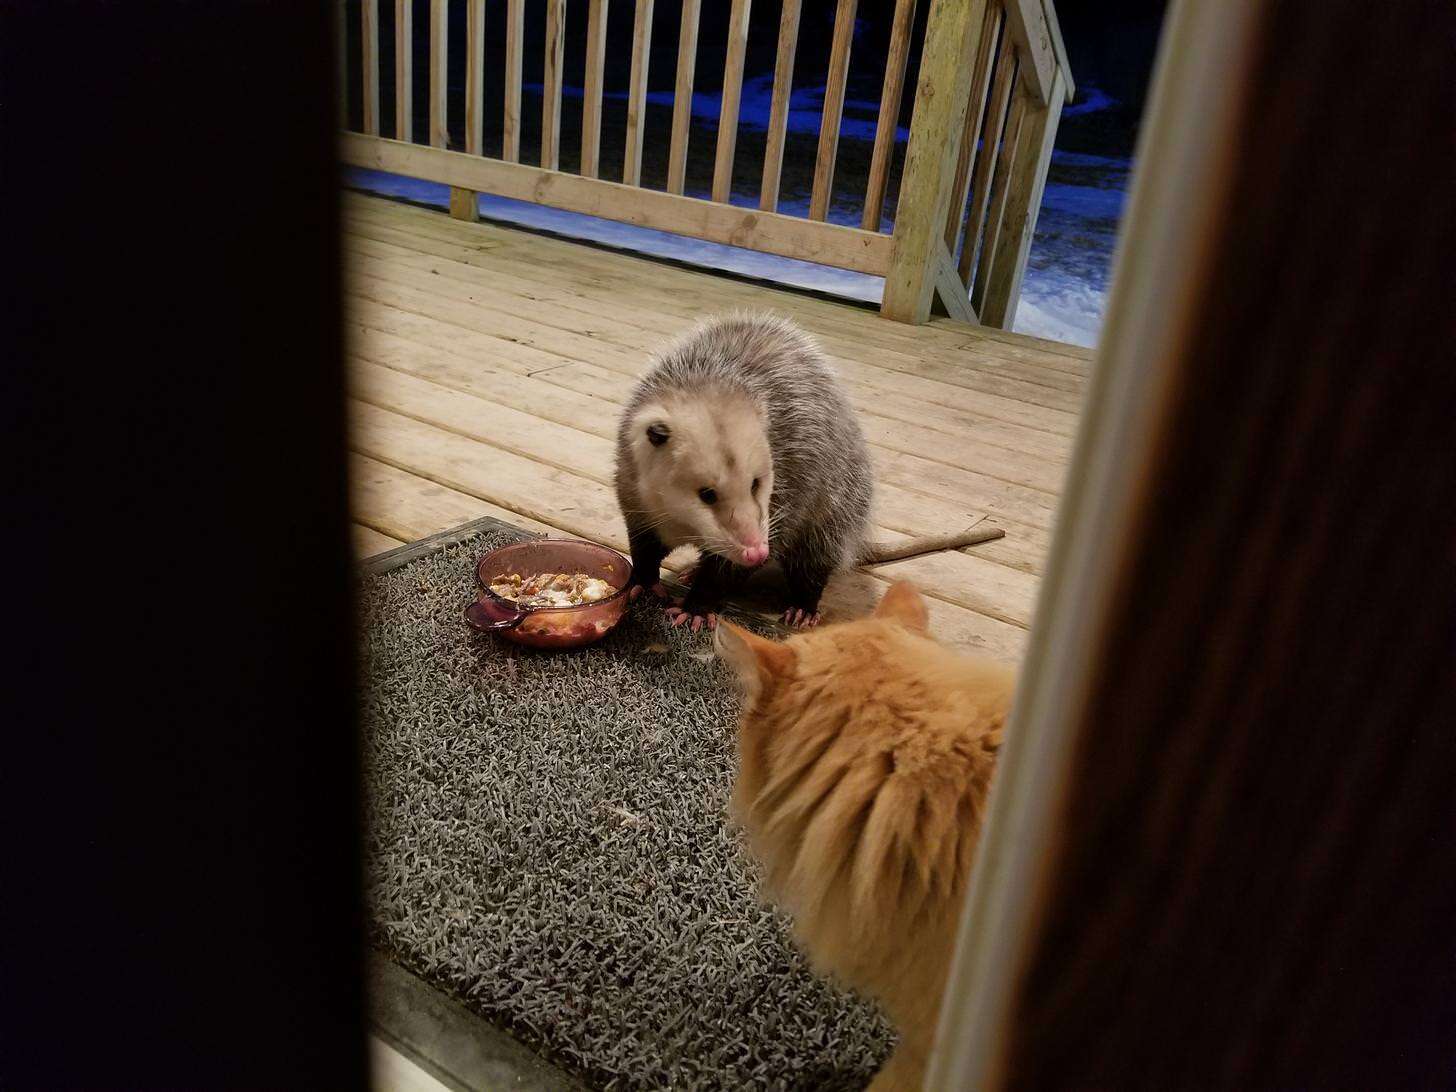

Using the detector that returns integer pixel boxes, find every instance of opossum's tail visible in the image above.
[859,524,1005,565]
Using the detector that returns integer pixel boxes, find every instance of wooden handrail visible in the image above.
[339,0,1073,332]
[342,134,894,273]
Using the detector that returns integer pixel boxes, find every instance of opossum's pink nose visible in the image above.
[740,541,770,567]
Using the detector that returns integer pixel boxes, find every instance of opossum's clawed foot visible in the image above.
[628,581,675,603]
[665,605,718,632]
[783,608,821,629]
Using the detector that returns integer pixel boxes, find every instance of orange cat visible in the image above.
[715,581,1014,1091]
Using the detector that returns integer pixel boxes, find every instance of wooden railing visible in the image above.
[339,0,1072,329]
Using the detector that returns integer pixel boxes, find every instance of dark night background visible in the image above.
[344,0,1171,345]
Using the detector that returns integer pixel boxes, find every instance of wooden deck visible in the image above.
[344,191,1090,663]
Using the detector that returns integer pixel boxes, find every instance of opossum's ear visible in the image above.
[875,581,929,634]
[715,622,795,694]
[645,421,671,447]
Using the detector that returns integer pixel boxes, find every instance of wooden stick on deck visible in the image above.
[429,0,448,149]
[624,0,655,185]
[394,0,412,142]
[759,0,802,212]
[809,0,858,221]
[862,525,1006,565]
[362,0,381,135]
[711,0,753,204]
[580,0,610,179]
[542,0,567,170]
[666,0,701,194]
[503,0,524,162]
[862,0,918,231]
[959,37,1017,286]
[945,2,1002,251]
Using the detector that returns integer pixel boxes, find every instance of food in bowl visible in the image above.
[467,539,632,650]
[488,570,615,609]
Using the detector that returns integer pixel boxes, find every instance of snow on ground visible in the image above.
[348,82,1129,349]
[526,73,907,146]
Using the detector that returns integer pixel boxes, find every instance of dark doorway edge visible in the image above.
[369,954,586,1092]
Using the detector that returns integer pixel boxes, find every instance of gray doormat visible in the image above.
[360,519,892,1090]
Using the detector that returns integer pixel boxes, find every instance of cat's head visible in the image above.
[713,580,936,852]
[712,580,931,703]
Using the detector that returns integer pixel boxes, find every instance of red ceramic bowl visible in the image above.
[464,539,632,650]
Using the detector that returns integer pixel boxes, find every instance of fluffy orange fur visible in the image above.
[715,581,1014,1091]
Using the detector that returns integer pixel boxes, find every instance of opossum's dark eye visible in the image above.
[646,423,670,447]
[751,478,761,495]
[698,487,717,505]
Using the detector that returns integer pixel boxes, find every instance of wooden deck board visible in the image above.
[341,192,1091,359]
[344,192,1087,661]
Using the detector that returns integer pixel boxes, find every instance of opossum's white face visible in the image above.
[629,392,773,567]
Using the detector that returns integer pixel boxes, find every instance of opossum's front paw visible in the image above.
[665,605,719,632]
[783,607,822,629]
[629,581,675,603]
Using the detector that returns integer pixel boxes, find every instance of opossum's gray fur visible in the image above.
[617,311,874,575]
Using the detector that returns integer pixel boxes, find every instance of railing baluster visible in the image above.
[465,0,484,156]
[809,0,857,221]
[959,31,1016,286]
[429,0,448,148]
[624,0,655,185]
[362,0,380,135]
[980,69,1065,326]
[454,0,485,222]
[944,1,1001,250]
[394,0,412,142]
[759,0,802,212]
[666,0,701,194]
[581,0,610,179]
[543,0,566,170]
[862,0,917,231]
[711,0,753,204]
[971,86,1026,314]
[503,0,524,162]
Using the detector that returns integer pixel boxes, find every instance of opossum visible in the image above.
[613,312,1002,629]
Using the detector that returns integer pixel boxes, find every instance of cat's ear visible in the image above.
[875,581,930,633]
[714,622,795,689]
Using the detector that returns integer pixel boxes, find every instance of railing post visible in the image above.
[980,69,1064,327]
[881,0,991,324]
